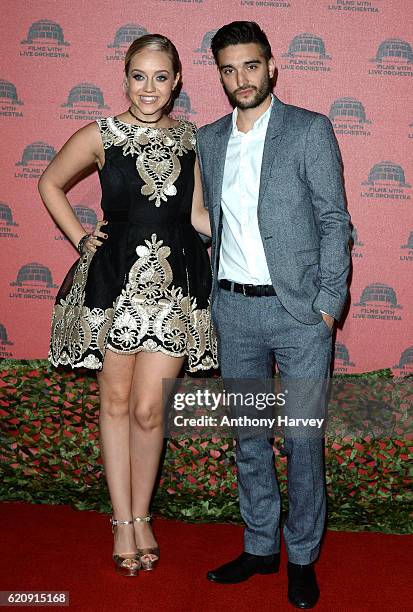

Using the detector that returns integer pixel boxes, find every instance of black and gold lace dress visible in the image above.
[49,117,217,372]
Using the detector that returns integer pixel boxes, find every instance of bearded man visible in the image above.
[196,21,350,609]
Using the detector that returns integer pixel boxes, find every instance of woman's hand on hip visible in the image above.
[84,220,108,253]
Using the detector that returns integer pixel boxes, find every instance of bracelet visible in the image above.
[77,233,91,255]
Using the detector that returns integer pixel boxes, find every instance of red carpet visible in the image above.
[0,502,411,611]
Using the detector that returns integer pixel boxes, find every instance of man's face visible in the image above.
[216,42,275,110]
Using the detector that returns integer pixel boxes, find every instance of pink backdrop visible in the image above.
[1,0,412,374]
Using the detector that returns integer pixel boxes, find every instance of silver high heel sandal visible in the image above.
[133,515,160,571]
[110,518,140,577]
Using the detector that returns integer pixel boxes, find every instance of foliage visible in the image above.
[0,360,412,533]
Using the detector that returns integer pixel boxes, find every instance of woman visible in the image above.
[39,34,217,576]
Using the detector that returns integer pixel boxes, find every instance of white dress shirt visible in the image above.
[218,96,274,285]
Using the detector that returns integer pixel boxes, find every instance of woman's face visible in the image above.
[125,47,179,117]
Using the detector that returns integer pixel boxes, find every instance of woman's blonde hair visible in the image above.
[124,34,182,78]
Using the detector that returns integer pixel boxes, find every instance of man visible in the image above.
[197,22,350,609]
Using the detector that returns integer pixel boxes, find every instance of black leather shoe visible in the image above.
[207,551,280,584]
[287,562,320,609]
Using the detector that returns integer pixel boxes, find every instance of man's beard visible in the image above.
[224,73,272,110]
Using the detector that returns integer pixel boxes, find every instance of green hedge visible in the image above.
[0,360,412,534]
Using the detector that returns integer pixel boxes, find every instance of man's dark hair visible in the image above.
[211,21,272,63]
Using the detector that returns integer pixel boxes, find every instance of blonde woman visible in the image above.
[39,34,217,576]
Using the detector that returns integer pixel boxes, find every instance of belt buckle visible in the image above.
[243,284,253,296]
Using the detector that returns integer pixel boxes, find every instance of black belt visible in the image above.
[219,279,276,297]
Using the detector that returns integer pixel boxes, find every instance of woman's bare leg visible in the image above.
[129,352,185,557]
[97,349,136,556]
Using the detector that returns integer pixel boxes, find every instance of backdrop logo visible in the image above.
[20,19,69,58]
[333,342,355,373]
[353,283,402,320]
[369,39,413,77]
[0,80,23,118]
[10,262,57,301]
[393,346,413,373]
[60,83,109,120]
[15,142,56,179]
[193,30,218,66]
[329,98,371,137]
[409,121,413,139]
[106,24,148,61]
[281,34,331,72]
[361,161,411,201]
[239,0,290,7]
[400,231,413,262]
[55,205,98,241]
[172,91,196,120]
[327,0,380,13]
[350,224,363,258]
[0,323,14,358]
[75,205,98,232]
[0,202,19,239]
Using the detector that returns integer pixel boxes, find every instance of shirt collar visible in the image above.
[231,94,274,136]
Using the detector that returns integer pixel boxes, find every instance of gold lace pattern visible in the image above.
[97,117,196,207]
[49,235,217,372]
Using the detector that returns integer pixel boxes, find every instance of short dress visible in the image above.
[48,117,218,373]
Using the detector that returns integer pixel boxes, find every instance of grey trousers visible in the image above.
[212,287,333,564]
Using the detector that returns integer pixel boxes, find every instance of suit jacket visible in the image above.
[197,95,351,324]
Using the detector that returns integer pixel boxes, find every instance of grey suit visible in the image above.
[197,95,351,564]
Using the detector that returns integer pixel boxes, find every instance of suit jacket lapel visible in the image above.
[212,115,232,216]
[258,97,286,210]
[209,115,231,277]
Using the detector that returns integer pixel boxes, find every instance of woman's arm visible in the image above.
[190,157,211,238]
[38,122,106,253]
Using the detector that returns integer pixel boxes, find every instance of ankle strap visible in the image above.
[133,515,152,523]
[110,517,133,529]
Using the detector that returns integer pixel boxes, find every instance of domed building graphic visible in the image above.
[16,142,56,166]
[283,34,330,59]
[73,206,98,232]
[195,30,218,53]
[0,80,23,105]
[11,263,57,288]
[355,283,401,308]
[372,39,413,63]
[0,202,17,226]
[401,231,413,249]
[329,98,369,124]
[364,161,410,187]
[0,323,13,346]
[173,91,196,116]
[334,343,355,367]
[21,19,69,45]
[394,346,413,369]
[108,24,148,48]
[62,83,108,108]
